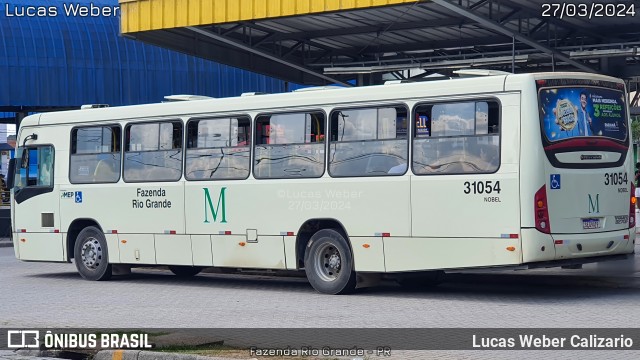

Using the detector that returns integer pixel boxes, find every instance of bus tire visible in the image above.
[304,229,356,295]
[169,266,202,277]
[74,226,112,281]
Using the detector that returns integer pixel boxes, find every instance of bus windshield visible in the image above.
[539,85,627,142]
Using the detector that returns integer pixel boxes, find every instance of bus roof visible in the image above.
[20,72,623,130]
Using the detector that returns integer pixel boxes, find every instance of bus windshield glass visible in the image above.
[539,86,627,142]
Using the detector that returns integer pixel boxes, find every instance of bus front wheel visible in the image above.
[73,226,112,281]
[304,229,356,295]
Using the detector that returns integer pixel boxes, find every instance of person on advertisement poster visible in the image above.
[576,91,594,136]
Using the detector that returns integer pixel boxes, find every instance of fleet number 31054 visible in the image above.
[464,181,501,195]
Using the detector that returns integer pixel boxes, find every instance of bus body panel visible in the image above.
[155,234,193,266]
[105,233,121,263]
[520,229,555,263]
[185,177,412,237]
[283,235,297,270]
[510,75,543,231]
[411,93,520,241]
[59,182,186,250]
[191,235,214,267]
[118,234,156,264]
[383,236,521,272]
[350,236,386,272]
[544,167,631,234]
[16,233,65,262]
[211,234,287,269]
[551,229,631,260]
[13,126,64,262]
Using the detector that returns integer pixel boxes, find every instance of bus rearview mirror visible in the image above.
[7,158,15,189]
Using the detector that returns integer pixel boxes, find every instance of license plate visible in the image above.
[582,218,601,229]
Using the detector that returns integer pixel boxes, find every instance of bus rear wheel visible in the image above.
[74,226,112,281]
[169,266,202,277]
[304,229,356,295]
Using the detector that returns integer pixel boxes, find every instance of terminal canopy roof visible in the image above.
[120,0,640,102]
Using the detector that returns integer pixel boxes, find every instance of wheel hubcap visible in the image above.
[314,243,342,282]
[80,237,102,270]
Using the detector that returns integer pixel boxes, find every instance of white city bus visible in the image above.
[9,71,635,294]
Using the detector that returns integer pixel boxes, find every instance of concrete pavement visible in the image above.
[0,351,58,360]
[0,237,11,248]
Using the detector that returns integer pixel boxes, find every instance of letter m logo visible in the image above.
[588,193,600,214]
[204,187,227,223]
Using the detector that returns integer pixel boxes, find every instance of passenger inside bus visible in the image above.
[39,153,52,186]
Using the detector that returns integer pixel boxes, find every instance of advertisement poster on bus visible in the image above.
[539,86,627,142]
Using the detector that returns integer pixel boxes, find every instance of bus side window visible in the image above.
[15,146,54,189]
[412,100,500,175]
[253,111,325,179]
[329,106,408,177]
[69,126,121,184]
[123,121,183,182]
[185,116,251,181]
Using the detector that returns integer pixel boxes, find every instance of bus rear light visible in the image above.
[554,240,563,245]
[535,186,550,234]
[624,235,629,240]
[287,231,294,236]
[630,183,636,229]
[19,229,26,233]
[106,230,117,234]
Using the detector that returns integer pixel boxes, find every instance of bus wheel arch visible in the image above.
[66,218,103,262]
[295,218,353,269]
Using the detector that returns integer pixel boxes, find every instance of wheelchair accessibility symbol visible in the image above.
[550,174,561,190]
[75,191,83,203]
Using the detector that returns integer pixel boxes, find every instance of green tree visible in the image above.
[633,117,640,144]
